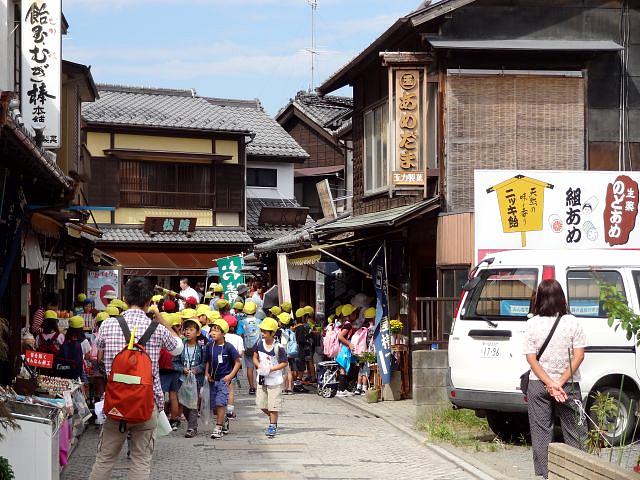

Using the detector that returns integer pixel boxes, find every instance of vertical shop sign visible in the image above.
[393,69,424,187]
[370,245,393,385]
[217,255,245,304]
[21,0,61,148]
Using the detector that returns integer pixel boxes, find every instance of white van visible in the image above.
[448,249,640,445]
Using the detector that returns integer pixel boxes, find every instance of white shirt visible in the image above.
[523,314,587,381]
[225,333,244,357]
[179,286,200,310]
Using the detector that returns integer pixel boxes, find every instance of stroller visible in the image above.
[316,360,340,398]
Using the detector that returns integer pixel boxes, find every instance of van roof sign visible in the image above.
[475,170,640,262]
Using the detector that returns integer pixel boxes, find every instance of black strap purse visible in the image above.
[520,314,562,395]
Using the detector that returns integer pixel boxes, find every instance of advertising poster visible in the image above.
[475,170,640,262]
[87,269,120,310]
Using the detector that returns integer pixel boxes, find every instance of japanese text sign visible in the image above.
[26,350,54,368]
[216,255,245,304]
[475,170,640,262]
[21,0,61,148]
[393,69,424,187]
[370,245,394,385]
[87,269,120,310]
[143,217,197,234]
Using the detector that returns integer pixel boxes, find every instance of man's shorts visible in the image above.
[256,384,283,412]
[244,352,255,370]
[209,379,230,408]
[160,371,181,393]
[288,356,305,372]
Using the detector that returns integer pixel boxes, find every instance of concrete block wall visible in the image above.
[548,443,637,480]
[412,350,449,411]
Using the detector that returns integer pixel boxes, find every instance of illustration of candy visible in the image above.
[583,221,598,241]
[583,196,599,214]
[549,214,563,233]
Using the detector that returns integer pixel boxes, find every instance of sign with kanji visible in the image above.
[216,255,245,304]
[370,245,394,385]
[26,350,54,368]
[21,0,61,148]
[87,269,120,310]
[143,217,197,234]
[393,69,424,187]
[475,170,640,262]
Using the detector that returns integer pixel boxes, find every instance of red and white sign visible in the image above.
[87,269,120,310]
[26,350,54,369]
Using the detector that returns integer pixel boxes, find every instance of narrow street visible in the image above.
[62,385,476,480]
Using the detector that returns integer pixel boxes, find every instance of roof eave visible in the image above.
[82,120,252,136]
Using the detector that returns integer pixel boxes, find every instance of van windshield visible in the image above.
[462,268,538,321]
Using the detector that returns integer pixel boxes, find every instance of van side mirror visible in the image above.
[463,276,482,292]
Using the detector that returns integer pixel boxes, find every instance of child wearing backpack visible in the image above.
[56,316,91,381]
[276,312,293,395]
[354,307,376,395]
[240,301,261,395]
[204,318,241,439]
[36,313,64,376]
[253,318,288,438]
[176,318,205,438]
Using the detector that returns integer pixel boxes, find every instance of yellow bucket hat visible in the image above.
[259,318,278,332]
[280,301,292,313]
[243,301,257,315]
[341,304,356,317]
[181,308,198,319]
[196,304,210,315]
[304,306,314,316]
[277,312,291,325]
[295,307,306,319]
[215,298,229,310]
[233,301,244,311]
[212,318,229,334]
[328,314,335,324]
[95,311,109,323]
[169,314,182,327]
[77,293,87,303]
[151,294,163,303]
[214,284,224,293]
[183,318,202,333]
[44,310,58,320]
[69,316,84,329]
[269,305,282,316]
[364,307,376,319]
[335,305,343,316]
[105,306,119,317]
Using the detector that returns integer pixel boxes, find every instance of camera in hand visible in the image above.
[258,375,266,385]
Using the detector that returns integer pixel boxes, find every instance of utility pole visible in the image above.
[306,0,318,92]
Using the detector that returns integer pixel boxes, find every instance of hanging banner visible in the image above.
[217,255,245,304]
[87,269,120,310]
[475,170,640,262]
[370,245,393,385]
[393,69,425,187]
[21,0,62,148]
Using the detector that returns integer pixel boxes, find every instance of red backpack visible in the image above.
[104,317,158,427]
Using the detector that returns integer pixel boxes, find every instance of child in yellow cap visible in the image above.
[355,307,377,395]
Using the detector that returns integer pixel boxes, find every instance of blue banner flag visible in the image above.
[370,244,393,385]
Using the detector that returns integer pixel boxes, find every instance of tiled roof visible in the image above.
[96,226,252,244]
[206,98,309,160]
[247,198,316,242]
[82,85,250,133]
[280,91,353,133]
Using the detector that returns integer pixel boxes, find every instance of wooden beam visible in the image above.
[103,148,232,163]
[380,52,433,67]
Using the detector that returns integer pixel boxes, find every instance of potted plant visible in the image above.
[390,320,408,346]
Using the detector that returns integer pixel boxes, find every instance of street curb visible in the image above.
[336,396,503,480]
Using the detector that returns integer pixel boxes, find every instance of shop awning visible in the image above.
[424,38,623,51]
[315,198,440,234]
[30,212,62,238]
[287,253,321,266]
[294,165,344,178]
[103,249,232,276]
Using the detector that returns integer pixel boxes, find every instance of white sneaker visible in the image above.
[343,390,355,397]
[335,390,347,397]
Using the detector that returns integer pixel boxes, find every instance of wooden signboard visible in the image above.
[143,217,197,234]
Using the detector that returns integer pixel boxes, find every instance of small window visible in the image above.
[463,268,538,320]
[247,168,277,188]
[364,101,388,194]
[567,270,626,318]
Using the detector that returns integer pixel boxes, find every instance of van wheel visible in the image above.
[486,412,530,442]
[588,387,637,447]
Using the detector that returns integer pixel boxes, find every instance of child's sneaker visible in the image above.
[170,420,180,431]
[226,411,236,419]
[210,425,223,439]
[222,416,230,434]
[354,388,363,395]
[185,429,197,438]
[249,388,256,395]
[266,424,277,438]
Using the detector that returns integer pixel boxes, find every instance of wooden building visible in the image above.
[276,91,353,219]
[315,0,637,350]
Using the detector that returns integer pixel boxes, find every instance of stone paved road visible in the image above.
[62,384,479,480]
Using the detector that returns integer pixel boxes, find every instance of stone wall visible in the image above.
[412,350,449,415]
[548,443,637,480]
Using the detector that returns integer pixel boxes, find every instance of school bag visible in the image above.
[323,324,340,358]
[159,348,174,371]
[243,317,261,353]
[38,332,61,356]
[55,337,85,379]
[104,316,158,426]
[284,328,299,357]
[350,327,369,355]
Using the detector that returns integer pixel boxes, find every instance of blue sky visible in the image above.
[62,0,423,115]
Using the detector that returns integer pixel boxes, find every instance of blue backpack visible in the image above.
[285,328,299,357]
[243,317,261,353]
[55,338,84,379]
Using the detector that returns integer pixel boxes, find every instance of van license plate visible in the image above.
[481,341,501,358]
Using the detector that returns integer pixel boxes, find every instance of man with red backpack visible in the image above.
[89,277,183,480]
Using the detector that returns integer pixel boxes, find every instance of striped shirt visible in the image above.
[96,308,182,408]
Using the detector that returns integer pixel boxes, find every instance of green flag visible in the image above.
[217,255,245,304]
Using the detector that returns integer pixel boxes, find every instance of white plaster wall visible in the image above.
[246,160,295,200]
[0,0,10,92]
